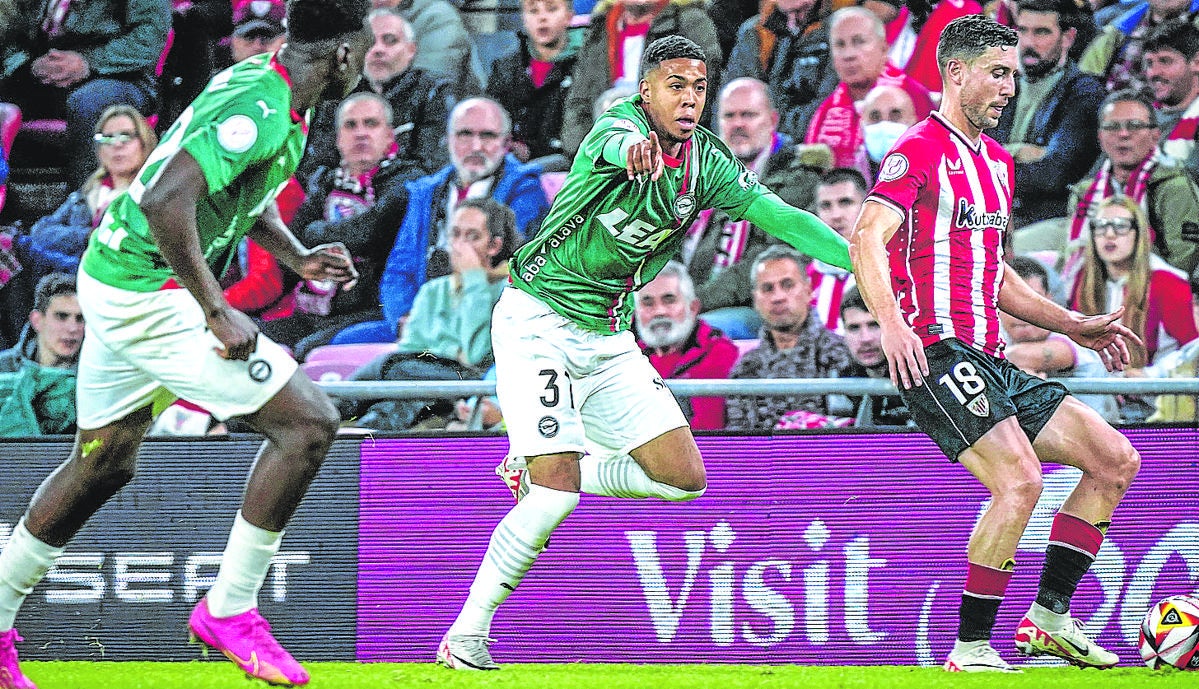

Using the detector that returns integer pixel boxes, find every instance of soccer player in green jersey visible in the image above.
[0,1,372,686]
[437,35,855,670]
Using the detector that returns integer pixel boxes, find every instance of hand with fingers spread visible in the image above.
[1063,306,1143,372]
[626,131,665,182]
[880,320,929,389]
[300,242,359,291]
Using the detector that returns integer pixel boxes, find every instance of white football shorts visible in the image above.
[75,269,297,429]
[492,287,687,460]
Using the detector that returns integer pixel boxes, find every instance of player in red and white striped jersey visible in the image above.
[851,14,1143,674]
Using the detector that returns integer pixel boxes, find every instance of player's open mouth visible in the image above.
[676,118,695,131]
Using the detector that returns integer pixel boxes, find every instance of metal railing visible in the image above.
[318,377,1199,400]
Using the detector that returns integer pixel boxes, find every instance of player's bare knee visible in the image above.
[1102,440,1140,493]
[998,472,1042,515]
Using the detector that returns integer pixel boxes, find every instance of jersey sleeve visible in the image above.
[867,134,935,221]
[695,135,770,219]
[742,193,852,270]
[181,89,292,195]
[578,110,650,174]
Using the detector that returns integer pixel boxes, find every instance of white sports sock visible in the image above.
[579,453,705,501]
[1026,601,1070,630]
[205,511,283,618]
[0,519,64,632]
[448,485,578,636]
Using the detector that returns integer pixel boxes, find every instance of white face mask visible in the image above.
[864,120,909,163]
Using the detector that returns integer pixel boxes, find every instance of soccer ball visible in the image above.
[1139,594,1199,670]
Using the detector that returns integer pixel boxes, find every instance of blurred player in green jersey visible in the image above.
[438,35,854,670]
[0,1,372,686]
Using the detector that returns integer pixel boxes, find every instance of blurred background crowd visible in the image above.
[1,0,1198,436]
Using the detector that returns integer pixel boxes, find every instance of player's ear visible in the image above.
[639,75,652,103]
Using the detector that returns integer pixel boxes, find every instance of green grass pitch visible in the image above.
[21,662,1197,689]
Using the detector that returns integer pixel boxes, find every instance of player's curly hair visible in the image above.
[287,0,370,44]
[639,36,707,79]
[936,14,1017,73]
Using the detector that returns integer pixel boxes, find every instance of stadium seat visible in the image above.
[305,342,399,368]
[540,171,567,203]
[0,103,20,214]
[301,360,361,383]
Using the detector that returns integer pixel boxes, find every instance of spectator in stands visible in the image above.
[890,0,983,93]
[487,0,583,163]
[340,97,548,345]
[259,92,407,359]
[0,273,82,436]
[371,0,475,88]
[833,286,910,426]
[24,105,157,283]
[561,0,724,155]
[863,0,917,69]
[1079,0,1199,92]
[858,83,917,168]
[708,0,760,62]
[342,198,517,431]
[0,0,170,188]
[1143,17,1199,164]
[1066,89,1199,291]
[722,0,836,140]
[993,0,1106,228]
[1002,255,1119,421]
[726,244,853,430]
[806,6,934,174]
[299,8,456,182]
[160,0,236,127]
[809,168,864,332]
[1071,195,1198,368]
[634,261,739,430]
[229,0,287,64]
[682,77,831,340]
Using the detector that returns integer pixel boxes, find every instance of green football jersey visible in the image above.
[82,52,306,291]
[511,96,774,333]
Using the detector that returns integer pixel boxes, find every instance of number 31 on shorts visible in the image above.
[538,367,573,408]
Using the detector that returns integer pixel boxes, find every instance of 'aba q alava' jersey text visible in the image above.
[81,52,306,291]
[509,95,852,334]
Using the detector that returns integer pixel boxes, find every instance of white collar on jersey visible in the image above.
[931,111,982,153]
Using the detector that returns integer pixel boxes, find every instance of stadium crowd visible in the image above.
[1,0,1198,435]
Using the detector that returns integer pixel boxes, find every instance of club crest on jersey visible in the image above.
[675,193,696,218]
[990,161,1009,188]
[738,170,759,189]
[955,199,1009,232]
[966,394,989,418]
[538,415,559,438]
[879,153,909,182]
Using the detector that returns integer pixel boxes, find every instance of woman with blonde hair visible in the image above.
[1070,195,1197,368]
[26,104,157,272]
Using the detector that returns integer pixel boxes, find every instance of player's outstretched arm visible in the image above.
[140,149,258,361]
[742,193,852,271]
[849,200,928,389]
[997,269,1142,372]
[249,203,359,290]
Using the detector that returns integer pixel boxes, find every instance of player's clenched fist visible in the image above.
[626,130,665,182]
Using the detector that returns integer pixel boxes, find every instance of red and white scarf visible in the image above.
[1063,156,1156,285]
[807,64,909,174]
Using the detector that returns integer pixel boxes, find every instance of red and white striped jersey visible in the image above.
[867,112,1013,357]
[808,262,856,333]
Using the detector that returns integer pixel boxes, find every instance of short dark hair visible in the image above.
[1144,16,1199,61]
[33,273,77,314]
[1007,255,1050,287]
[839,286,869,319]
[1099,88,1160,128]
[456,197,519,267]
[818,168,869,196]
[288,0,370,44]
[937,14,1018,73]
[640,35,707,79]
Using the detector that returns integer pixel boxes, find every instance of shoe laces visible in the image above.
[961,643,1009,666]
[453,634,497,665]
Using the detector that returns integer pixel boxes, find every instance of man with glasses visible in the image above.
[1065,88,1199,289]
[852,15,1142,673]
[337,97,550,345]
